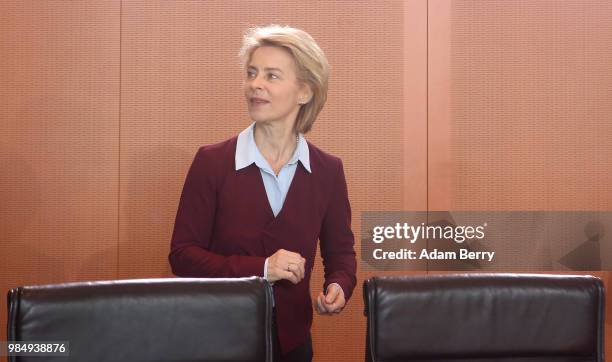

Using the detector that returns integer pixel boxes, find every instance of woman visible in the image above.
[169,25,356,362]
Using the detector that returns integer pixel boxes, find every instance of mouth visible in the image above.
[249,97,269,106]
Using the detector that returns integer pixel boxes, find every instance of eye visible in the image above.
[268,73,279,80]
[246,69,256,79]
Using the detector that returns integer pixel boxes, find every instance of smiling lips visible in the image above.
[250,97,269,105]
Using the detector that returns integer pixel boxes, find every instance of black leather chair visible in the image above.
[363,274,605,362]
[7,276,274,362]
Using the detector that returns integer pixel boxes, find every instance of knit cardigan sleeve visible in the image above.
[168,145,266,278]
[319,158,357,301]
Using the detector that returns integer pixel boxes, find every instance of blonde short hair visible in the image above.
[239,25,329,134]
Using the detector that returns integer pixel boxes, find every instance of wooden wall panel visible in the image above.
[428,0,612,356]
[404,0,429,211]
[0,0,120,344]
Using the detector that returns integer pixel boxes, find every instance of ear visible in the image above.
[299,83,313,105]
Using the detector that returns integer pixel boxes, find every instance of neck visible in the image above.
[253,121,298,164]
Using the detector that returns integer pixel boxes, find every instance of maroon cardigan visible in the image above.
[169,136,357,354]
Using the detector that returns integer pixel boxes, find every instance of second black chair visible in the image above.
[363,273,605,362]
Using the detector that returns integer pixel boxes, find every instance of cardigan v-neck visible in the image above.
[235,122,311,217]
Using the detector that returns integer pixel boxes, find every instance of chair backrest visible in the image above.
[363,274,605,362]
[7,277,274,362]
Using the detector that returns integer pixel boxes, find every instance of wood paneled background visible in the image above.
[1,1,610,361]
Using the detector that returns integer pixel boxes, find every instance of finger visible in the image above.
[277,269,298,284]
[325,286,340,304]
[287,264,303,282]
[288,254,306,271]
[316,294,326,314]
[328,296,346,313]
[317,293,330,314]
[284,256,305,280]
[287,270,299,284]
[316,293,325,314]
[296,261,305,280]
[321,294,335,314]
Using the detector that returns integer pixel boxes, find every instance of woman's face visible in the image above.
[244,46,310,128]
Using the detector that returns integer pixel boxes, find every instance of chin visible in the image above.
[249,113,273,124]
[249,114,264,122]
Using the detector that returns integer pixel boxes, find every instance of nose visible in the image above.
[248,74,264,91]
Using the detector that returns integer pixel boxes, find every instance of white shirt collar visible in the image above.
[235,122,311,173]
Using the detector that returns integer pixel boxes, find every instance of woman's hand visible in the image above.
[316,283,345,315]
[267,249,306,284]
